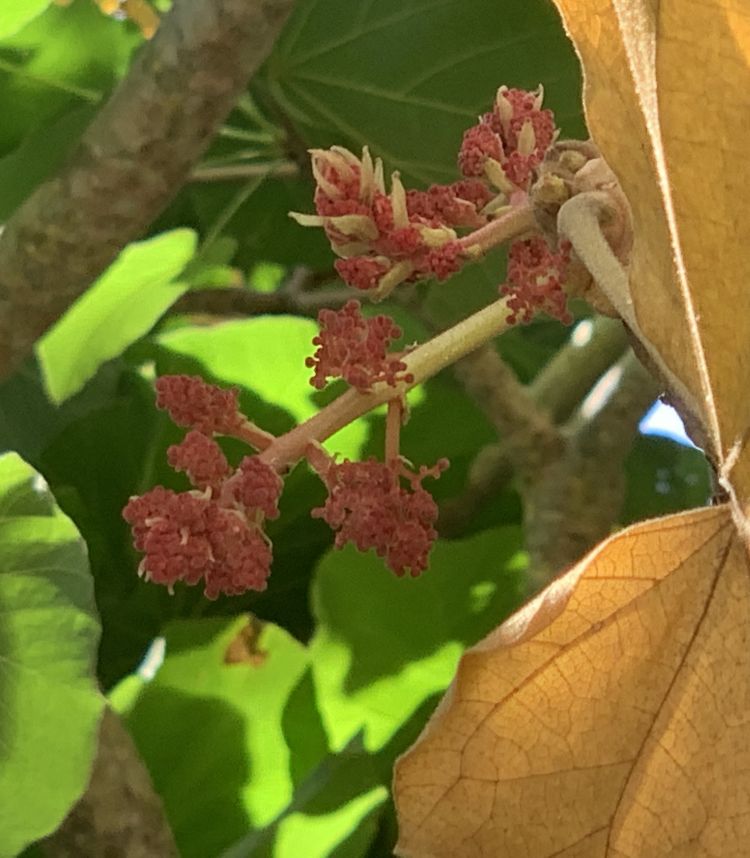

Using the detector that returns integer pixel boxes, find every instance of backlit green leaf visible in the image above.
[0,453,103,858]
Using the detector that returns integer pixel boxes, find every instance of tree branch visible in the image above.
[40,708,178,858]
[0,0,296,381]
[523,350,659,590]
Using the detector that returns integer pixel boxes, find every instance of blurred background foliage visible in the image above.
[0,0,711,855]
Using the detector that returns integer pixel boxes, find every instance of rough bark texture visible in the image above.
[0,0,295,380]
[40,709,179,858]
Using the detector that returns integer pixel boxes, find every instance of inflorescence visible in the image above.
[124,86,573,599]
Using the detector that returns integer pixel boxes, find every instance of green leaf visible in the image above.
[37,229,197,403]
[262,0,584,186]
[0,453,103,858]
[0,0,52,40]
[114,617,329,858]
[156,316,367,459]
[0,106,95,219]
[219,735,386,858]
[621,434,712,524]
[309,527,526,752]
[0,1,136,156]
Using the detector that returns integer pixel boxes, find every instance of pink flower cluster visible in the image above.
[291,86,572,325]
[123,376,283,599]
[502,236,572,325]
[458,85,556,191]
[312,457,448,577]
[290,146,491,297]
[307,300,414,391]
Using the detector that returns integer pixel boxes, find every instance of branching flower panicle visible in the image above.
[125,85,581,600]
[290,146,479,298]
[459,85,557,192]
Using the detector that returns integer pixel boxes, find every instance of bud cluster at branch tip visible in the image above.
[290,85,571,324]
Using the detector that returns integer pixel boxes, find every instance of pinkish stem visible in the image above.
[259,296,513,470]
[459,201,536,256]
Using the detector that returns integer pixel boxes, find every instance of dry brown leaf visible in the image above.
[394,506,750,857]
[553,0,750,516]
[394,6,750,853]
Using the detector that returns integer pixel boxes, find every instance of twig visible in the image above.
[0,0,296,381]
[172,285,351,318]
[189,162,299,182]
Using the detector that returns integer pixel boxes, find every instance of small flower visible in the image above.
[312,457,448,577]
[222,456,284,520]
[306,300,414,392]
[155,375,244,436]
[458,85,557,194]
[290,147,477,296]
[501,236,572,325]
[167,430,231,491]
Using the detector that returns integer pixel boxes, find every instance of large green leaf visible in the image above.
[0,1,135,156]
[114,616,385,858]
[37,229,197,403]
[0,0,52,40]
[0,106,95,219]
[218,734,386,858]
[309,527,526,752]
[262,0,584,185]
[621,434,712,524]
[0,453,103,858]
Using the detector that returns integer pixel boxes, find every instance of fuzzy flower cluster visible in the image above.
[458,85,557,193]
[123,376,283,599]
[291,86,571,325]
[312,457,449,576]
[307,300,414,391]
[502,236,572,325]
[290,146,495,297]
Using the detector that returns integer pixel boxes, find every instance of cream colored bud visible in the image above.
[417,225,458,247]
[288,212,326,228]
[328,214,379,241]
[390,172,410,229]
[533,84,545,111]
[372,261,414,301]
[517,119,537,157]
[484,158,516,193]
[359,146,375,202]
[309,150,344,198]
[495,86,513,132]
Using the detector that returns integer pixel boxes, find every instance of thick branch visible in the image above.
[451,345,563,479]
[40,708,178,858]
[172,284,349,318]
[529,316,628,422]
[0,0,295,380]
[524,350,659,590]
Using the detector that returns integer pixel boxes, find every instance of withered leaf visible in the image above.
[395,507,750,857]
[554,0,750,514]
